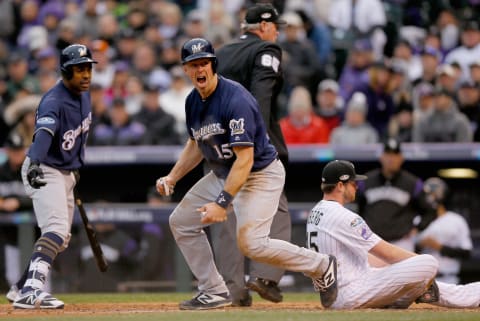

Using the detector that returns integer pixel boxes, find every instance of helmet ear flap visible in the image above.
[61,66,73,80]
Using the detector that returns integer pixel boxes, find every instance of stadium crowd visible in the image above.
[1,0,480,150]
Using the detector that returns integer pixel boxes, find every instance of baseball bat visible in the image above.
[74,190,109,272]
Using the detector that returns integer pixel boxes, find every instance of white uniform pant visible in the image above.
[332,254,438,309]
[434,281,480,308]
[169,159,328,294]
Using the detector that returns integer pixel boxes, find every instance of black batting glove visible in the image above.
[27,161,47,189]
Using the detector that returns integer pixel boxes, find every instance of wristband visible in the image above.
[215,190,234,209]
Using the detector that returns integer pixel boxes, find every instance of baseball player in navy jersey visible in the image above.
[307,160,480,309]
[8,44,97,309]
[156,38,337,310]
[212,3,290,306]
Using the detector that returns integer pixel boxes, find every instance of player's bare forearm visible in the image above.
[370,240,416,264]
[223,146,254,195]
[169,138,204,182]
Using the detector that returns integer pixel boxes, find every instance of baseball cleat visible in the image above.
[312,255,338,308]
[13,289,64,309]
[246,277,283,303]
[416,280,440,304]
[179,292,232,310]
[6,285,20,303]
[231,293,252,307]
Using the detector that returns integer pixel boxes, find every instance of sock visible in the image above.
[21,232,63,294]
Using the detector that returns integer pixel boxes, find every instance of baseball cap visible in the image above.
[318,79,339,93]
[463,20,479,32]
[281,12,303,27]
[383,138,402,154]
[244,3,286,25]
[352,39,373,52]
[321,160,367,185]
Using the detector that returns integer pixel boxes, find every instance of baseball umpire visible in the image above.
[8,44,97,309]
[156,37,338,310]
[211,3,291,306]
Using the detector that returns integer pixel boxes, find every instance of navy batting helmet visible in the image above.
[60,44,97,78]
[181,38,217,71]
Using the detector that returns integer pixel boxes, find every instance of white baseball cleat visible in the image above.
[13,289,64,309]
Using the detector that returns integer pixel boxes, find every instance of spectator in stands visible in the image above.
[456,79,480,127]
[16,1,42,52]
[115,28,138,65]
[356,138,437,252]
[417,177,472,285]
[327,0,387,61]
[412,82,435,124]
[435,9,460,55]
[133,84,181,145]
[388,59,412,107]
[387,97,415,143]
[159,65,193,141]
[350,61,395,139]
[91,39,115,89]
[5,52,40,104]
[435,64,460,97]
[131,43,171,92]
[278,11,323,98]
[156,2,184,43]
[0,133,32,290]
[70,0,102,40]
[124,75,144,116]
[330,92,378,145]
[97,12,120,47]
[87,83,111,145]
[414,46,442,86]
[90,97,146,146]
[445,20,480,81]
[315,79,343,135]
[294,9,332,68]
[34,46,58,74]
[392,39,422,82]
[469,59,480,85]
[105,61,130,105]
[3,95,41,148]
[279,86,329,144]
[180,9,207,41]
[338,39,374,102]
[36,69,58,94]
[413,88,473,142]
[38,1,65,47]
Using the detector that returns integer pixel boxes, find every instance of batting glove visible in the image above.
[27,161,47,189]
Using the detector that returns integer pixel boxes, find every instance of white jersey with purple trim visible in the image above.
[306,200,381,287]
[307,200,438,309]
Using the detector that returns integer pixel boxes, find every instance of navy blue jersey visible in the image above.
[185,76,277,178]
[28,81,92,170]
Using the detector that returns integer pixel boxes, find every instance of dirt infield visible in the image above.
[0,301,460,318]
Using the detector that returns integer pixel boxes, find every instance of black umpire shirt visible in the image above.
[216,32,289,166]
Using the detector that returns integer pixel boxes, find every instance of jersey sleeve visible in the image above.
[337,214,382,252]
[33,94,60,137]
[225,90,258,147]
[250,43,282,123]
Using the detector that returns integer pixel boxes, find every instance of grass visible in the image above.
[1,293,479,321]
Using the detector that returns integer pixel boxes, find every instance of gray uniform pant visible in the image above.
[211,191,291,300]
[21,157,75,247]
[169,159,326,295]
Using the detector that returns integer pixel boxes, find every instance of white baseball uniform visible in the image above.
[417,211,473,284]
[307,200,480,309]
[307,200,438,309]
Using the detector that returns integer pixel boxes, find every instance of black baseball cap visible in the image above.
[321,160,367,185]
[383,138,402,154]
[244,3,286,25]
